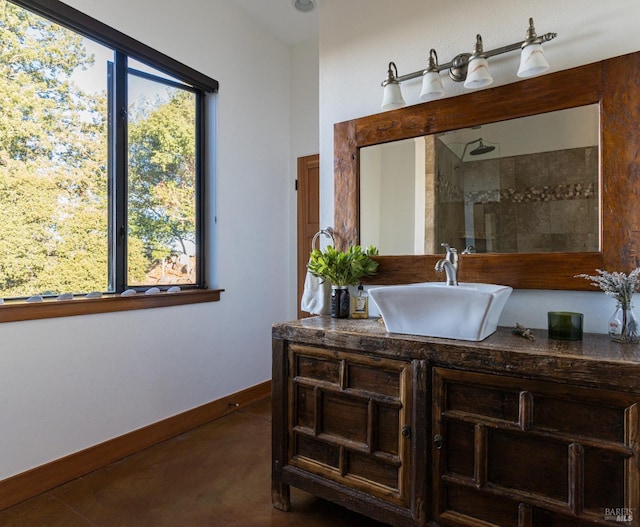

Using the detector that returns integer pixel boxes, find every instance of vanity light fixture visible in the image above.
[464,35,493,89]
[419,49,445,101]
[382,17,557,109]
[381,62,406,110]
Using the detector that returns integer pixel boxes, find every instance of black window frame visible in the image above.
[7,0,218,294]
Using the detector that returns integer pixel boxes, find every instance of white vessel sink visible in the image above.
[368,282,513,341]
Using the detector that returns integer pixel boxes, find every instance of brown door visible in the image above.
[297,154,320,319]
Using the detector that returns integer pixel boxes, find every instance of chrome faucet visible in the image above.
[435,242,459,286]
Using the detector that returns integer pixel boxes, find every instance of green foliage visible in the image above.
[307,245,379,287]
[0,1,108,296]
[0,0,198,296]
[127,89,197,284]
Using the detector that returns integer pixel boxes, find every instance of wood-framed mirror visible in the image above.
[334,52,640,290]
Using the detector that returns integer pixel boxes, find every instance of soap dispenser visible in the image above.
[351,284,369,319]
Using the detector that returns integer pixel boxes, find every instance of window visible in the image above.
[1,0,217,301]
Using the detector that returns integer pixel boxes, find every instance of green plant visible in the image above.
[307,245,379,287]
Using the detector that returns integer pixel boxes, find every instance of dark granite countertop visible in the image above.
[273,316,640,393]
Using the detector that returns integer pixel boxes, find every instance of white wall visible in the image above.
[319,0,640,333]
[290,39,321,296]
[360,146,382,248]
[0,0,313,481]
[365,141,417,254]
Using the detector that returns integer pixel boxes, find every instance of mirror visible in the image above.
[360,105,599,255]
[334,52,640,289]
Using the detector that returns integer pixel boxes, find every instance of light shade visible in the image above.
[419,70,445,101]
[517,43,550,77]
[464,56,493,89]
[381,81,406,110]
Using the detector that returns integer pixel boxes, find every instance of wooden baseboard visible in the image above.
[0,380,271,511]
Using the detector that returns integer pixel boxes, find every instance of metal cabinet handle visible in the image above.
[401,425,411,438]
[433,434,444,449]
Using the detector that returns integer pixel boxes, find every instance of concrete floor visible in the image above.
[0,399,388,526]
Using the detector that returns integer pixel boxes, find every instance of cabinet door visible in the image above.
[432,368,640,527]
[288,344,413,507]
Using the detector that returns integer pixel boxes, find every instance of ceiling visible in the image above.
[228,0,319,46]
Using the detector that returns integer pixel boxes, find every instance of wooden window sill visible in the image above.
[0,289,224,323]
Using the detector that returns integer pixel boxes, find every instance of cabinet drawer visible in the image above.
[433,367,640,527]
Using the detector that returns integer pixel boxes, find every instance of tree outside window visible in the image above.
[0,0,203,299]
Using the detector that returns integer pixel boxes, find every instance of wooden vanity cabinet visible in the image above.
[273,319,640,527]
[272,340,428,527]
[432,368,640,527]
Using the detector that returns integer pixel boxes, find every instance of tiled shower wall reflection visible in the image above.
[436,145,599,253]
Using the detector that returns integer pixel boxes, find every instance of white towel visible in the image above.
[301,269,331,315]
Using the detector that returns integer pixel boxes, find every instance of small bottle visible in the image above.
[351,284,369,319]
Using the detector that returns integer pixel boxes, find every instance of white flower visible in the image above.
[575,268,640,305]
